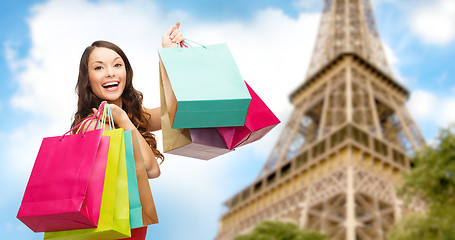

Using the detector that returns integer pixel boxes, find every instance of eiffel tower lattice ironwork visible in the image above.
[215,0,426,239]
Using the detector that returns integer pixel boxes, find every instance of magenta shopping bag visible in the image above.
[17,104,110,232]
[217,81,280,150]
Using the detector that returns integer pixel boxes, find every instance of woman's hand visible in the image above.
[109,104,130,127]
[162,21,184,48]
[92,103,130,129]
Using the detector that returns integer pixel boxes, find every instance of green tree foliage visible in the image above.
[387,126,455,240]
[234,221,328,240]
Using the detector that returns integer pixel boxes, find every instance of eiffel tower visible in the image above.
[216,0,426,239]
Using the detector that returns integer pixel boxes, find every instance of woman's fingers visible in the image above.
[173,32,183,42]
[162,21,183,47]
[164,25,174,37]
[174,32,184,43]
[171,31,183,43]
[170,22,182,42]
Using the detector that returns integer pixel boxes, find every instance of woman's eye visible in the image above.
[114,63,123,67]
[94,66,102,70]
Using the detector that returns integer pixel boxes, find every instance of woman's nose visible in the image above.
[106,67,115,77]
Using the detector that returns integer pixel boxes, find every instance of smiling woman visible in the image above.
[71,22,185,179]
[88,47,127,106]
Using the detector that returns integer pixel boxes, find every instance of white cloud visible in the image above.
[383,43,398,66]
[408,90,438,120]
[383,42,401,82]
[408,89,455,128]
[5,0,320,238]
[410,0,455,45]
[4,41,23,72]
[439,98,455,126]
[382,42,416,86]
[6,121,48,177]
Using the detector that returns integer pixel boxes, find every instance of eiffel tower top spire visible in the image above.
[306,0,391,78]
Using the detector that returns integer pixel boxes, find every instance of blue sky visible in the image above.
[0,0,454,239]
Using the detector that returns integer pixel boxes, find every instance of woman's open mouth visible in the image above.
[102,81,120,91]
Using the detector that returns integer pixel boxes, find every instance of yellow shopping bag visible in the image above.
[45,106,131,239]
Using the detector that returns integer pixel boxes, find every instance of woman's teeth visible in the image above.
[102,82,119,88]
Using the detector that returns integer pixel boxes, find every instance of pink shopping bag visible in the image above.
[217,81,280,150]
[17,103,110,232]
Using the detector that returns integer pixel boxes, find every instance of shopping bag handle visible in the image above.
[82,101,107,132]
[75,116,96,135]
[99,103,115,130]
[178,39,207,49]
[73,101,107,135]
[60,101,107,140]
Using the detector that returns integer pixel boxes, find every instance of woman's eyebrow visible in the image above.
[90,57,122,65]
[90,60,104,65]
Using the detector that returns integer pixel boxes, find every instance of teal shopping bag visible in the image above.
[158,43,251,129]
[124,130,143,229]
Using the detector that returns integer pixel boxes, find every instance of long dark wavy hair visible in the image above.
[71,40,164,162]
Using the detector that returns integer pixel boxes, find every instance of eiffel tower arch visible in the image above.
[216,0,425,239]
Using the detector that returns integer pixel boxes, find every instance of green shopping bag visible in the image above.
[124,130,143,229]
[45,105,131,239]
[158,43,251,129]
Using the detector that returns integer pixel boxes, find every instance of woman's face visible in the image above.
[88,47,127,106]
